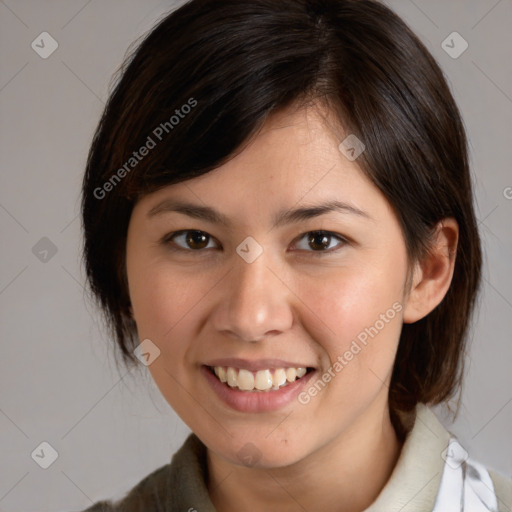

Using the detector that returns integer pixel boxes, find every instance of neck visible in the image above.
[207,399,404,512]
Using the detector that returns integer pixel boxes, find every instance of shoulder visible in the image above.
[80,463,172,512]
[77,433,211,512]
[366,404,511,512]
[417,405,511,512]
[489,468,512,512]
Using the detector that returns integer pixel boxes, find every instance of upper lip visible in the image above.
[204,358,314,372]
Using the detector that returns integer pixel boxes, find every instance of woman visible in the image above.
[80,0,511,510]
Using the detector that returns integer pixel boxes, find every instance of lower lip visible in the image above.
[201,365,316,413]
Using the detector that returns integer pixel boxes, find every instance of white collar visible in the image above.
[364,404,498,511]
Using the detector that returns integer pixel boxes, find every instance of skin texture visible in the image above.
[125,103,458,511]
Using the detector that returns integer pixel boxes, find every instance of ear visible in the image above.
[402,218,459,324]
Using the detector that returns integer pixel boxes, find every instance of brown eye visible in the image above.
[165,230,216,250]
[308,232,331,251]
[185,231,209,249]
[293,230,347,253]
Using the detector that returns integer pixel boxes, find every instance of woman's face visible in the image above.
[126,104,410,468]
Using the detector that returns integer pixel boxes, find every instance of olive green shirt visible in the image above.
[81,404,511,511]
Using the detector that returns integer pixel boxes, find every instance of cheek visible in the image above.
[127,263,180,369]
[297,259,405,396]
[300,262,403,343]
[128,259,224,387]
[129,260,200,336]
[128,262,209,414]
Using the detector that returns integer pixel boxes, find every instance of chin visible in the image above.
[211,432,314,470]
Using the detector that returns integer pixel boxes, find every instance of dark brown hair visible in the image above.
[81,0,482,437]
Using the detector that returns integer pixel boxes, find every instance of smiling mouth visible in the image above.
[208,365,314,392]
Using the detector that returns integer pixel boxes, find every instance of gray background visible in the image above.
[0,0,511,510]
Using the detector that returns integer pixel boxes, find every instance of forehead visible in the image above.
[134,103,392,225]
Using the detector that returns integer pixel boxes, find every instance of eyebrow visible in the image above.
[147,199,373,228]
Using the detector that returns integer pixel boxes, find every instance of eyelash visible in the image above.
[161,230,349,256]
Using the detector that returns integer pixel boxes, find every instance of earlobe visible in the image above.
[402,218,459,324]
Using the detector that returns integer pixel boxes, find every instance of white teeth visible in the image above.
[286,368,297,382]
[227,367,237,387]
[214,366,227,383]
[254,369,273,390]
[296,367,307,378]
[211,365,310,391]
[237,369,254,390]
[273,368,287,388]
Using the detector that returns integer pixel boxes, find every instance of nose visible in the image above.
[211,247,294,343]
